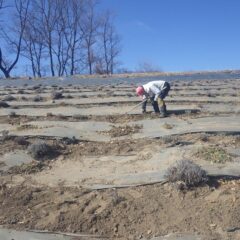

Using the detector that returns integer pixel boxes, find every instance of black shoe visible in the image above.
[160,113,167,118]
[160,106,167,118]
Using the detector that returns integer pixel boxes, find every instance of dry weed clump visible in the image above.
[101,124,143,138]
[51,91,63,100]
[0,130,11,142]
[8,111,17,118]
[0,101,9,108]
[27,141,56,160]
[14,136,29,146]
[3,95,16,101]
[165,160,208,188]
[8,161,46,174]
[33,95,43,102]
[195,146,232,164]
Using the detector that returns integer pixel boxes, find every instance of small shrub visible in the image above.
[0,130,10,141]
[165,160,208,188]
[57,114,67,120]
[33,95,43,102]
[14,136,29,145]
[46,112,53,117]
[21,96,27,101]
[35,89,43,94]
[8,111,17,118]
[27,141,55,160]
[72,114,88,120]
[51,91,63,100]
[65,94,73,99]
[32,85,41,90]
[17,89,25,94]
[0,101,9,108]
[61,136,78,145]
[3,95,16,101]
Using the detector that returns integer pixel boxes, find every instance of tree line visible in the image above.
[0,0,121,78]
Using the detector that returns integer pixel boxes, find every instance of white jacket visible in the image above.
[142,80,166,101]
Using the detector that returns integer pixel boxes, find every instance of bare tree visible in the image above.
[21,9,46,77]
[136,61,162,73]
[0,0,3,9]
[64,0,84,75]
[0,0,30,78]
[80,0,99,75]
[0,0,121,78]
[97,11,121,74]
[33,0,59,77]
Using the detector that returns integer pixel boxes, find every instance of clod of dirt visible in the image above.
[100,124,143,138]
[3,95,16,101]
[51,91,63,100]
[0,101,9,108]
[195,146,232,164]
[27,141,57,160]
[162,123,174,129]
[165,159,208,188]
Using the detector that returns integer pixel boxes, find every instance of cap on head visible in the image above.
[136,86,144,96]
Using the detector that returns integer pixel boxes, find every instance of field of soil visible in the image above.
[0,76,240,240]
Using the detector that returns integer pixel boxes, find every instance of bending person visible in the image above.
[136,80,171,117]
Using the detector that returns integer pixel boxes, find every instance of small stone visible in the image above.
[114,223,119,233]
[210,223,217,228]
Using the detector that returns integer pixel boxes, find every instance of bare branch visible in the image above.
[0,0,30,78]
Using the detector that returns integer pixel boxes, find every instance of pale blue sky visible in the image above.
[100,0,240,72]
[1,0,240,75]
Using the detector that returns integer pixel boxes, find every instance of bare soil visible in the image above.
[1,79,240,239]
[0,179,240,240]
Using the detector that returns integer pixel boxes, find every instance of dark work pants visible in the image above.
[142,97,160,113]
